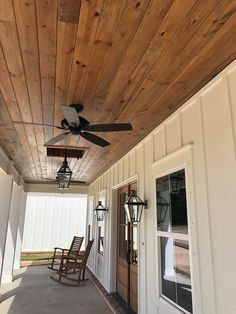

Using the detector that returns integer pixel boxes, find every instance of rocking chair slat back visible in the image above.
[69,236,84,258]
[81,239,94,266]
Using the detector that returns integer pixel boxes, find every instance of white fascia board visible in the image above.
[24,183,88,194]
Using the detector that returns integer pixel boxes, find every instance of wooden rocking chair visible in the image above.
[48,236,84,271]
[51,239,94,286]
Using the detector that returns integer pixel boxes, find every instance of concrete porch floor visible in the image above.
[0,266,114,314]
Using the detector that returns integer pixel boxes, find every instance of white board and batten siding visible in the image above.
[23,193,87,251]
[87,59,236,314]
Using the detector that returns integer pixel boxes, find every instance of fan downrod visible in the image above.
[69,104,84,113]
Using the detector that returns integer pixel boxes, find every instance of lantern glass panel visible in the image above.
[57,173,71,189]
[124,204,131,222]
[97,210,105,221]
[124,194,144,223]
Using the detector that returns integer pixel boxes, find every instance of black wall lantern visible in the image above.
[124,190,148,223]
[94,201,108,221]
[57,151,72,190]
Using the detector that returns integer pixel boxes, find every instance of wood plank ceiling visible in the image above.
[0,0,236,184]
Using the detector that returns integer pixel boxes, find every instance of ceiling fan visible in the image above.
[13,104,133,147]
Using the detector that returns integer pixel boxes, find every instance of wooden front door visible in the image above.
[117,183,138,313]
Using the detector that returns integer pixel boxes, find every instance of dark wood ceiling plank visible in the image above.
[83,1,221,169]
[100,0,196,123]
[0,0,43,179]
[13,0,47,179]
[36,0,57,179]
[0,51,38,179]
[72,147,95,181]
[0,91,37,179]
[117,0,230,123]
[158,0,236,86]
[13,0,43,124]
[59,0,81,24]
[0,45,21,122]
[68,135,94,174]
[0,0,33,122]
[145,6,236,129]
[66,0,103,151]
[0,125,29,178]
[79,0,127,110]
[85,2,236,183]
[71,157,84,180]
[114,0,223,124]
[67,0,104,106]
[88,0,152,122]
[53,1,82,143]
[67,0,125,169]
[95,0,176,122]
[0,0,236,184]
[36,0,57,145]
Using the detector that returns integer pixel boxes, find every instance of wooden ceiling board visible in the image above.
[0,45,38,179]
[58,0,81,24]
[78,0,127,108]
[14,0,47,177]
[87,0,236,181]
[85,0,152,122]
[36,0,57,146]
[98,0,199,124]
[0,0,235,184]
[67,0,104,151]
[67,0,104,106]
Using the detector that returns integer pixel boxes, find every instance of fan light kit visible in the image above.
[13,104,133,147]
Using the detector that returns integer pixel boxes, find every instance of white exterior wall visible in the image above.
[14,191,27,270]
[0,175,13,284]
[22,193,87,251]
[87,60,236,314]
[2,183,22,283]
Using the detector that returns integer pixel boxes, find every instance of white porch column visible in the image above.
[1,182,22,283]
[0,175,13,285]
[13,191,27,270]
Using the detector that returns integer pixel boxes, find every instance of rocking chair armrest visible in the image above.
[53,247,69,253]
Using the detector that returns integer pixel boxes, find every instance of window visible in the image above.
[87,224,91,241]
[98,225,104,254]
[97,191,106,255]
[87,196,94,242]
[156,169,192,314]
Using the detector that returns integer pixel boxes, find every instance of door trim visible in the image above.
[116,182,138,312]
[109,173,147,313]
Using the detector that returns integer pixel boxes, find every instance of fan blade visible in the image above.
[13,120,64,129]
[44,132,70,146]
[80,132,110,147]
[84,123,132,132]
[62,105,80,126]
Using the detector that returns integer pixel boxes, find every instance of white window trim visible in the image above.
[151,145,202,314]
[87,194,96,272]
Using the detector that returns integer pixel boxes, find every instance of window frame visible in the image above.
[88,195,95,242]
[97,190,106,256]
[156,168,191,314]
[152,145,201,314]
